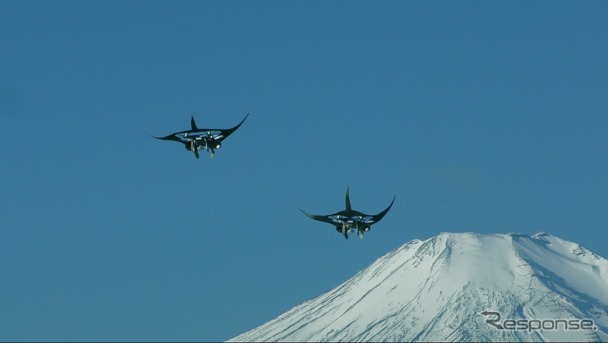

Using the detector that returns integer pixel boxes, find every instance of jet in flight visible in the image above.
[153,113,249,159]
[300,187,395,239]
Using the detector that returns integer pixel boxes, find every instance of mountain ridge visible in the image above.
[228,232,608,342]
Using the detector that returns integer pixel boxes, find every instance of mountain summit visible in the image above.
[229,232,608,342]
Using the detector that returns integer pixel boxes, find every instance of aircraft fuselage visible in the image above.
[154,114,249,159]
[300,187,395,240]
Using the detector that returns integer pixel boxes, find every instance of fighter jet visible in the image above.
[300,187,395,239]
[154,113,249,159]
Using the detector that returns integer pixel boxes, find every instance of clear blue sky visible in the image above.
[1,1,606,341]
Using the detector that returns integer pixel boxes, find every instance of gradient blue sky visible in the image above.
[1,1,607,341]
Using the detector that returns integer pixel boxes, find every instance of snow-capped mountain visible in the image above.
[229,232,608,342]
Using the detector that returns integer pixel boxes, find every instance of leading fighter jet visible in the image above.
[300,187,395,239]
[153,113,249,159]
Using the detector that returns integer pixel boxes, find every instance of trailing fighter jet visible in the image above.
[153,113,249,159]
[300,187,395,239]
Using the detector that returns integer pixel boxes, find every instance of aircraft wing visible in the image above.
[217,113,249,141]
[299,208,337,225]
[369,196,396,223]
[152,133,186,143]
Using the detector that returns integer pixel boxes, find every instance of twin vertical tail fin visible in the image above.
[191,116,199,131]
[345,187,352,212]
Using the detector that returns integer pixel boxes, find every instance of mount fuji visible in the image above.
[229,232,608,342]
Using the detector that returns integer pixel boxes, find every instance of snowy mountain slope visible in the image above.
[228,232,608,342]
